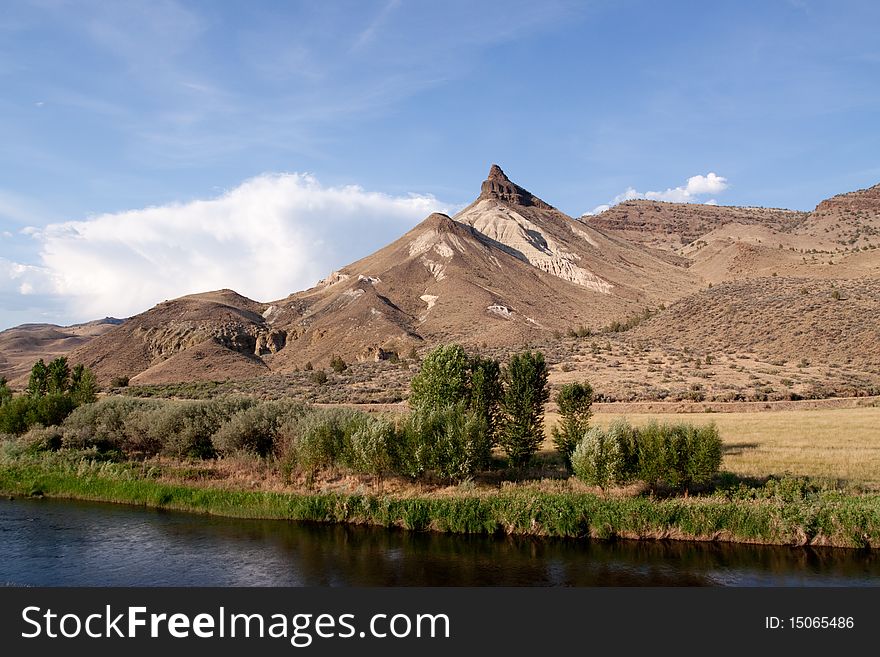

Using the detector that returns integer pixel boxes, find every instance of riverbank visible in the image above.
[1,456,878,549]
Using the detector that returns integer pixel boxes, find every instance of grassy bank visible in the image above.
[2,456,879,549]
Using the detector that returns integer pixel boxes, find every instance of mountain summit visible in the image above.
[479,164,554,210]
[56,165,697,382]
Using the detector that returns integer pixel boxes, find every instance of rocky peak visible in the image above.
[478,164,554,210]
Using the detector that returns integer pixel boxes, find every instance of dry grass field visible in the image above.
[585,407,880,490]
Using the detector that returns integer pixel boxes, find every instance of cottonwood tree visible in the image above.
[552,381,594,469]
[499,351,549,467]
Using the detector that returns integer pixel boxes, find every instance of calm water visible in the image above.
[1,497,878,586]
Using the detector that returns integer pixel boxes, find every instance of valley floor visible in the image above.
[2,405,879,549]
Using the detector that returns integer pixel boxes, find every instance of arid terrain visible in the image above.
[2,166,878,407]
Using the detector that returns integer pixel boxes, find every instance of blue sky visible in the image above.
[1,0,879,329]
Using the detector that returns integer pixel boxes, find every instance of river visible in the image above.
[1,497,878,586]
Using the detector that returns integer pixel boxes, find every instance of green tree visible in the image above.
[330,355,348,373]
[0,377,11,406]
[409,344,471,410]
[47,357,71,394]
[70,364,99,405]
[499,350,549,467]
[468,355,502,444]
[551,381,594,469]
[27,359,48,398]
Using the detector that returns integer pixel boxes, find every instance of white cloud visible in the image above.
[4,173,453,326]
[583,172,729,215]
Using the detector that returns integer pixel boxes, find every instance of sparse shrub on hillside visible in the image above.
[552,381,594,469]
[498,350,549,467]
[330,355,348,373]
[110,376,130,388]
[310,370,328,385]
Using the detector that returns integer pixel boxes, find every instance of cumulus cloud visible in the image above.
[584,172,728,215]
[4,173,453,326]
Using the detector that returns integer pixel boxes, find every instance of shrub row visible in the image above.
[571,420,722,491]
[20,395,489,484]
[279,403,490,484]
[59,396,306,459]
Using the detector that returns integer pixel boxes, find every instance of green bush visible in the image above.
[571,426,624,489]
[348,416,395,477]
[280,407,367,477]
[0,393,77,435]
[46,357,71,394]
[151,398,253,459]
[213,400,307,457]
[69,364,99,405]
[62,396,160,452]
[18,426,64,454]
[570,420,722,492]
[27,359,49,397]
[395,404,490,482]
[0,396,35,434]
[681,423,723,487]
[329,355,348,373]
[552,381,594,468]
[498,351,549,467]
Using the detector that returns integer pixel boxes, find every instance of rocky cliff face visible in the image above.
[479,164,554,210]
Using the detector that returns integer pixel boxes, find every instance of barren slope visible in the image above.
[261,166,702,371]
[66,289,273,385]
[583,200,809,251]
[625,277,880,366]
[0,318,123,387]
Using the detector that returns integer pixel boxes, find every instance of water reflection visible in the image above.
[1,497,877,586]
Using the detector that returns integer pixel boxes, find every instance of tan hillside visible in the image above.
[0,318,123,387]
[583,200,809,251]
[260,166,701,371]
[49,166,703,381]
[797,182,880,251]
[130,338,269,385]
[625,277,880,366]
[66,289,273,385]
